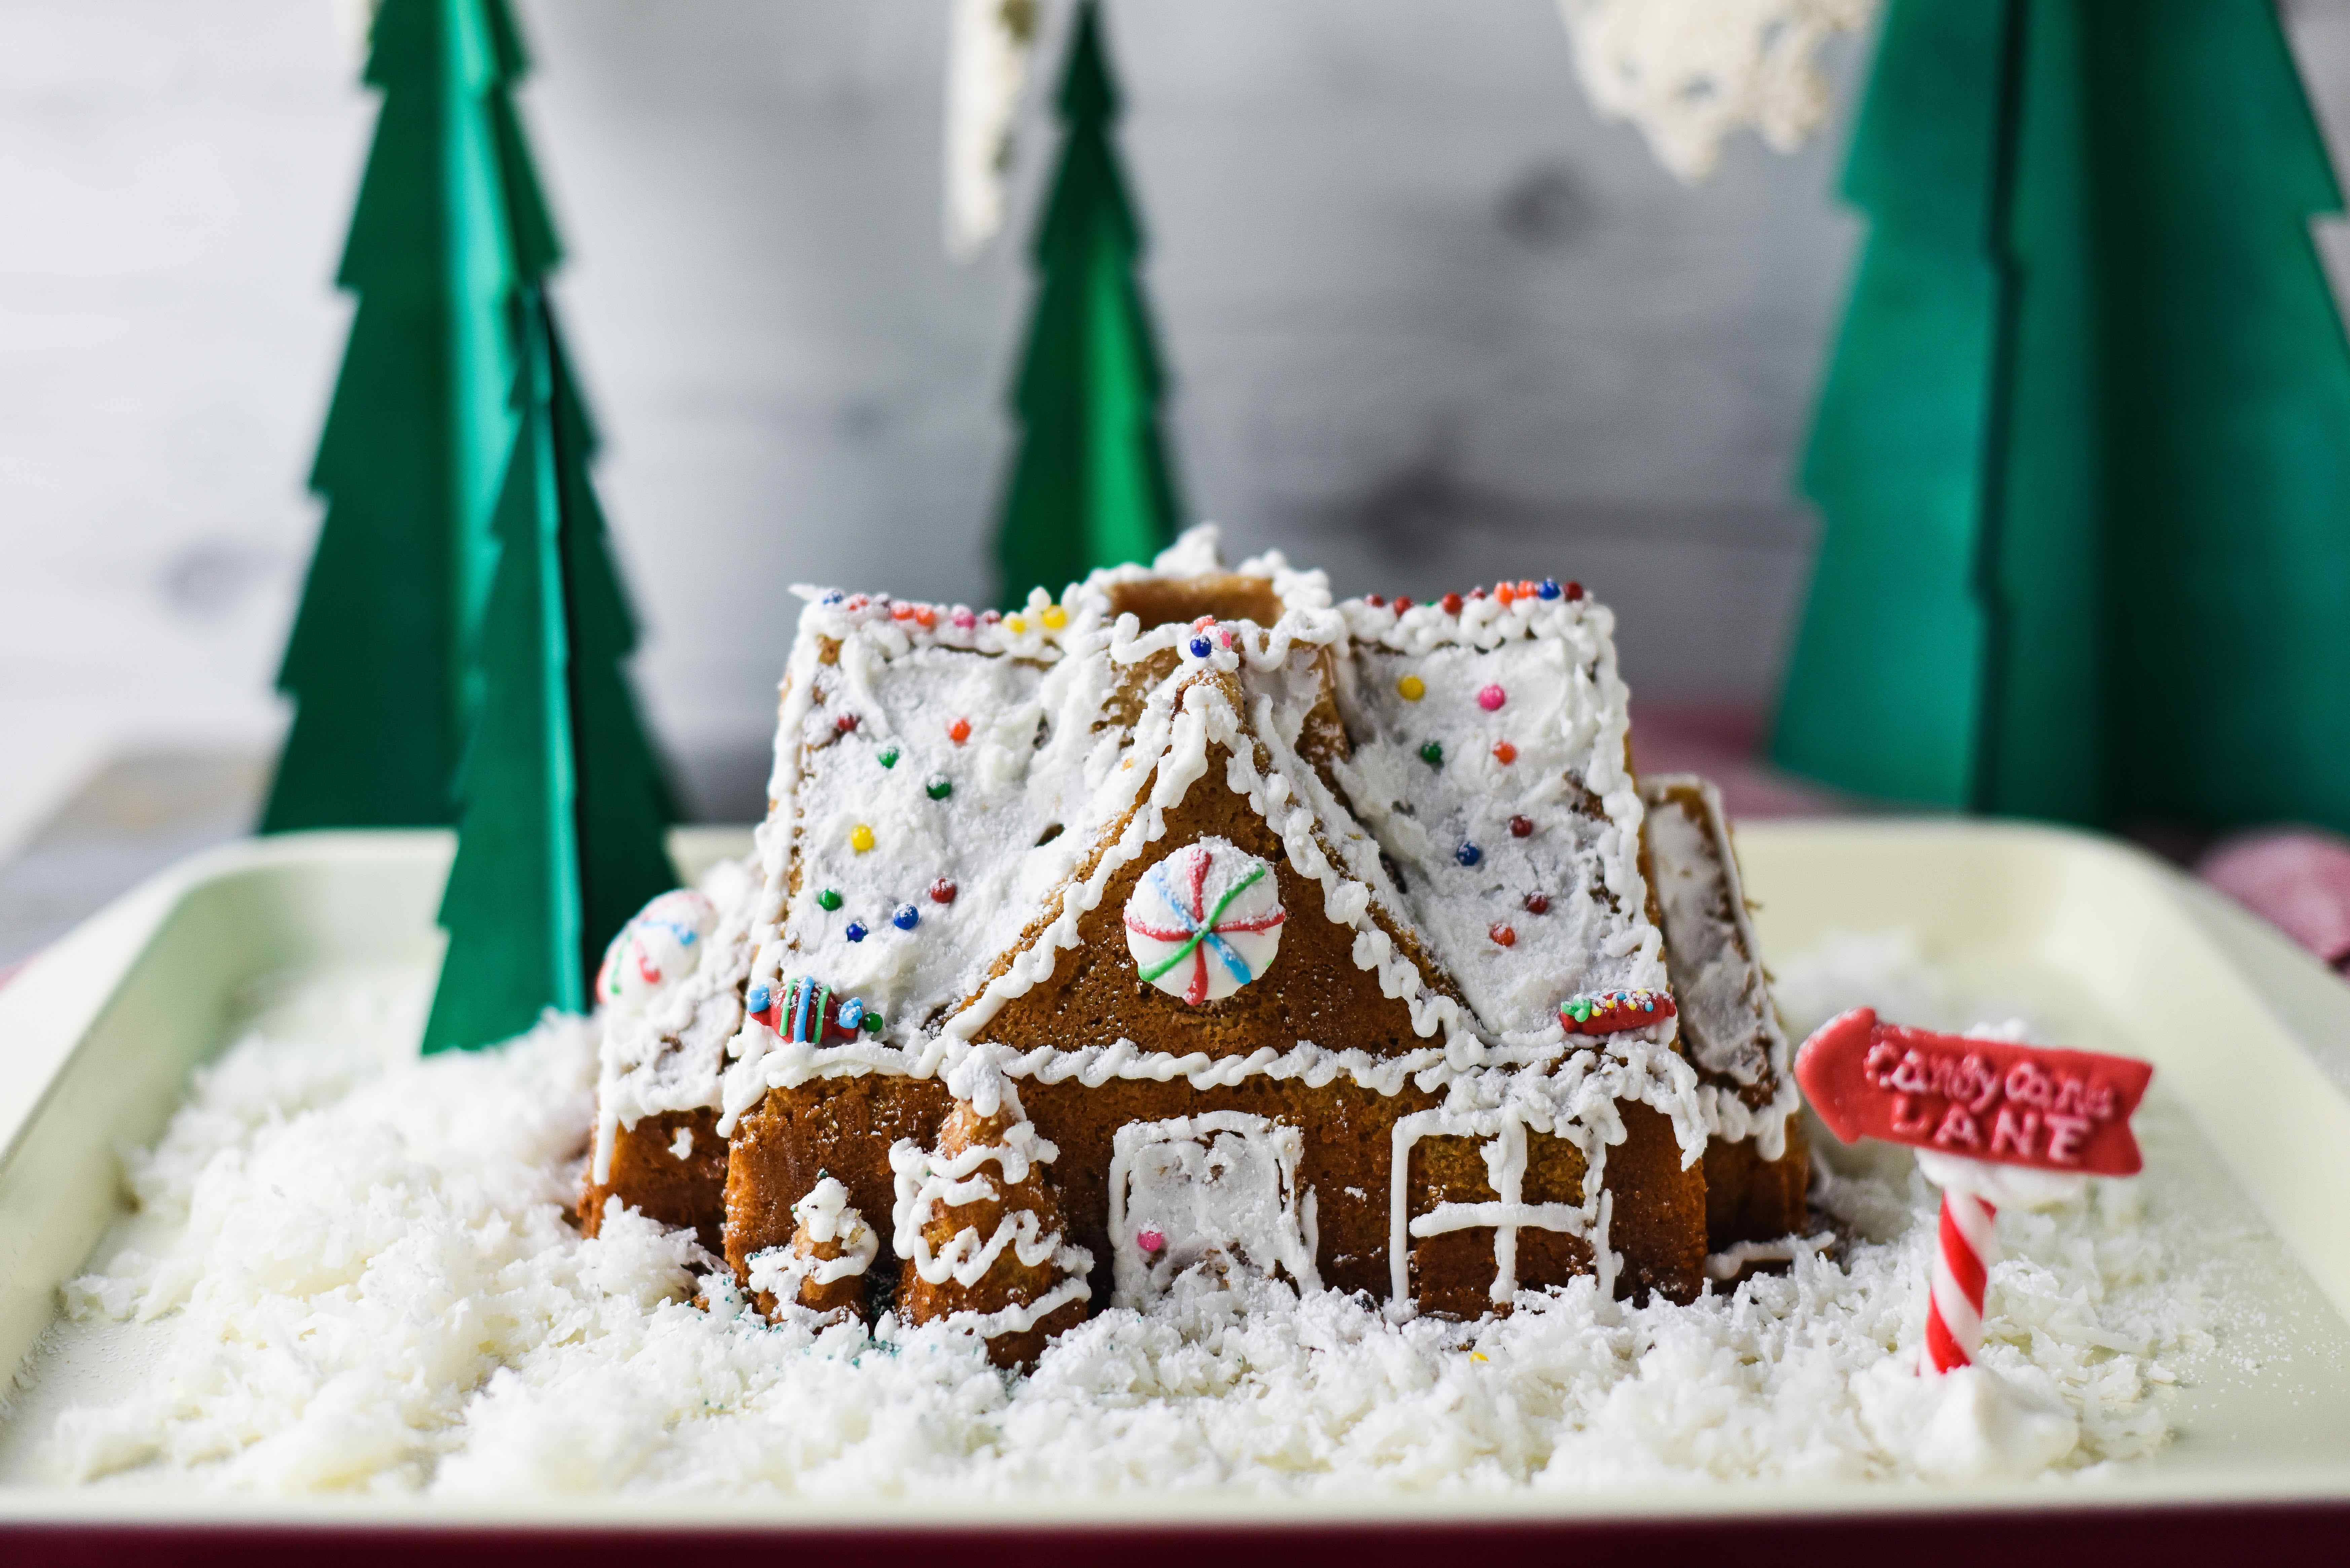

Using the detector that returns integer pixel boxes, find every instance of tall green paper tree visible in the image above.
[993,0,1184,607]
[423,290,677,1054]
[262,0,558,831]
[1776,0,2350,834]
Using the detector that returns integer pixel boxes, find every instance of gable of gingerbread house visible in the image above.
[950,659,1466,1067]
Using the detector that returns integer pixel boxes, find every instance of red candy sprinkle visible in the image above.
[1394,597,1414,612]
[914,605,937,629]
[1441,592,1464,615]
[1565,581,1586,601]
[1523,892,1550,915]
[952,607,977,630]
[1468,586,1487,600]
[834,713,859,734]
[1490,922,1517,948]
[1508,814,1535,838]
[1477,684,1506,712]
[1493,740,1517,765]
[1367,594,1386,607]
[948,717,972,744]
[930,878,958,904]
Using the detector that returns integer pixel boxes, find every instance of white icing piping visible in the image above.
[888,1129,1090,1293]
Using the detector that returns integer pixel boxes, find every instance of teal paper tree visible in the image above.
[262,0,558,831]
[1775,0,2350,833]
[422,291,677,1054]
[993,0,1184,607]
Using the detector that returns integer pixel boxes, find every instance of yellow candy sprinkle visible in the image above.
[849,824,876,854]
[1006,615,1028,635]
[1397,675,1426,701]
[1041,604,1069,630]
[1470,1351,1489,1363]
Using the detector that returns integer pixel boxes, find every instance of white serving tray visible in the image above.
[1,821,2348,1538]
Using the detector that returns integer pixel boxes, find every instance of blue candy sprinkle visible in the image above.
[893,904,920,930]
[845,921,868,943]
[1537,578,1561,600]
[1456,842,1483,867]
[1188,636,1213,658]
[822,590,845,605]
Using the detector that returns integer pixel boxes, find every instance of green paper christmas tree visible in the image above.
[262,0,559,831]
[1776,0,2350,834]
[422,290,677,1054]
[992,0,1184,607]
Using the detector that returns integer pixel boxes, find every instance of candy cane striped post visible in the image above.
[1922,1185,1999,1375]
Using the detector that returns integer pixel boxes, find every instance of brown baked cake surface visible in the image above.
[587,529,1810,1358]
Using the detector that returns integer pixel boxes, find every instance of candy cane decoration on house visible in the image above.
[1796,1007,2153,1376]
[1122,839,1287,1005]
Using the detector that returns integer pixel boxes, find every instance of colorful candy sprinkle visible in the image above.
[1189,636,1214,658]
[949,717,971,745]
[1477,684,1506,712]
[845,921,869,943]
[952,607,977,630]
[1456,842,1482,867]
[1006,615,1028,635]
[892,904,920,931]
[1419,740,1443,767]
[1558,988,1679,1036]
[1537,579,1562,600]
[1041,604,1069,630]
[1394,597,1414,613]
[1524,892,1550,915]
[850,824,876,853]
[860,1010,885,1034]
[914,605,937,629]
[1490,922,1516,948]
[1441,592,1463,615]
[930,878,957,904]
[816,888,843,911]
[1495,583,1516,607]
[1367,595,1387,608]
[879,747,900,769]
[834,713,859,734]
[926,773,953,800]
[1397,675,1426,702]
[1492,740,1517,765]
[1508,815,1534,838]
[1566,581,1585,601]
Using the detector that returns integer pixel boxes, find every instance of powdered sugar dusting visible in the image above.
[2,937,2277,1497]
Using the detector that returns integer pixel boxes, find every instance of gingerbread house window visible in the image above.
[1390,1111,1590,1312]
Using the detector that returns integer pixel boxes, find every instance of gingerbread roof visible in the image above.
[595,528,1790,1183]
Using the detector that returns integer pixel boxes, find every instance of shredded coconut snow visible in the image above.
[4,940,2255,1497]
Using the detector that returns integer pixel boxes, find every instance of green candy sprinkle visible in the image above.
[860,1012,885,1034]
[1419,740,1443,767]
[878,747,900,769]
[926,774,953,801]
[816,888,843,911]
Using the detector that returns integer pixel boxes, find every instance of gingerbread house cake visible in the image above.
[583,528,1807,1365]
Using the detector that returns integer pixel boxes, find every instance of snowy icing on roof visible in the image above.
[596,527,1799,1178]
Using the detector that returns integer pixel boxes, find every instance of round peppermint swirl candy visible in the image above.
[596,888,718,1017]
[1122,837,1287,1005]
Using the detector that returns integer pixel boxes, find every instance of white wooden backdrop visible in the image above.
[6,0,2350,828]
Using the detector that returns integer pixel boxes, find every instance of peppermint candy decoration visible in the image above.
[597,889,718,1016]
[1123,838,1287,1005]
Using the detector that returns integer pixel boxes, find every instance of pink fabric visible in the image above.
[2198,829,2350,970]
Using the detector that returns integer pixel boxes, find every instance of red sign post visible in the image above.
[1795,1008,2155,1374]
